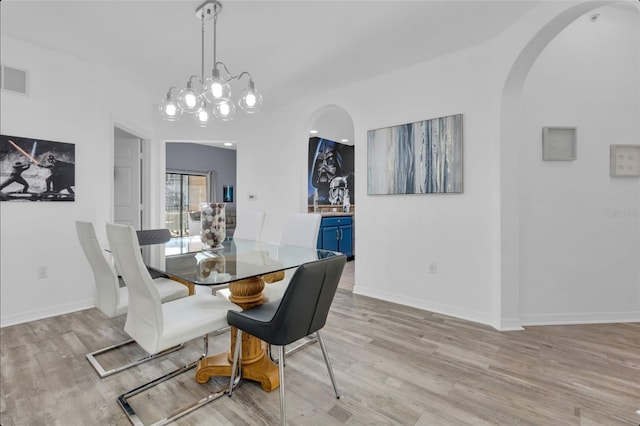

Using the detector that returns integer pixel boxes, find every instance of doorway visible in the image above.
[307,104,356,292]
[113,127,143,229]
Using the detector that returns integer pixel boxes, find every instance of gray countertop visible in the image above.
[318,212,354,217]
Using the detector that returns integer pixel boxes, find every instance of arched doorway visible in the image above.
[498,1,628,329]
[306,105,356,291]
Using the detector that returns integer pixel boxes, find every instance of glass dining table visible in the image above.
[145,236,340,392]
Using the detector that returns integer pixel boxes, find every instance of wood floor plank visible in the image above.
[1,260,639,425]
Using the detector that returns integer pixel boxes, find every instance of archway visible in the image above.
[498,1,611,330]
[306,105,355,209]
[305,104,356,291]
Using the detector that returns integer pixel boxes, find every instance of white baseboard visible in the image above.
[353,285,494,329]
[0,298,94,328]
[520,311,640,326]
[352,286,639,330]
[496,318,525,331]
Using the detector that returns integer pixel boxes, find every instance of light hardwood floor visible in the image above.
[1,260,639,425]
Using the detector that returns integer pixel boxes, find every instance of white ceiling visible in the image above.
[1,0,540,110]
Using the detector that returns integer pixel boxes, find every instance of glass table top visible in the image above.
[148,237,340,286]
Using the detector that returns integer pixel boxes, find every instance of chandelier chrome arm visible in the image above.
[214,62,253,83]
[187,75,202,86]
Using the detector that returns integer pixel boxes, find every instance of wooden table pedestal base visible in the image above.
[194,275,281,392]
[195,329,279,392]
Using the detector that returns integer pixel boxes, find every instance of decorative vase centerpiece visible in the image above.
[200,202,226,250]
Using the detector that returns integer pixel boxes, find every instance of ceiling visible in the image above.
[1,0,540,111]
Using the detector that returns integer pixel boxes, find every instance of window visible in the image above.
[165,172,208,237]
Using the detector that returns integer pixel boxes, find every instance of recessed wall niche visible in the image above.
[542,127,577,161]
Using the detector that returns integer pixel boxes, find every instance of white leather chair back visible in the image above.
[76,221,123,318]
[233,211,266,241]
[106,223,164,353]
[280,213,321,248]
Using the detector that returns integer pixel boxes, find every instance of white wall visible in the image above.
[518,4,640,324]
[346,44,506,325]
[0,36,102,324]
[226,1,639,328]
[0,35,156,326]
[219,41,506,325]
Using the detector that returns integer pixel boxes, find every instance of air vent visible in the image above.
[1,65,29,95]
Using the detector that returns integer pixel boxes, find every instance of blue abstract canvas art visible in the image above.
[367,114,463,194]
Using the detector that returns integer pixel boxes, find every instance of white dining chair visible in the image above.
[106,223,241,426]
[216,213,322,360]
[278,212,322,249]
[262,213,321,302]
[232,210,265,241]
[207,210,266,297]
[216,213,321,302]
[76,221,190,378]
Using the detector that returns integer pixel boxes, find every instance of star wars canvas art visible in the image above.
[0,134,75,202]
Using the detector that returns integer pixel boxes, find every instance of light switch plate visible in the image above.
[610,144,640,177]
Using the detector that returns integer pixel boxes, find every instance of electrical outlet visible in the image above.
[428,263,437,274]
[37,266,48,279]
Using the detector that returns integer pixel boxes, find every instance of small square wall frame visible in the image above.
[542,127,577,161]
[610,144,640,177]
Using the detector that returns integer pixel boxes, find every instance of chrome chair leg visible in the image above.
[277,345,286,426]
[117,328,232,426]
[285,334,318,356]
[268,334,319,364]
[228,329,243,397]
[269,343,286,368]
[86,339,183,378]
[316,331,340,399]
[201,334,209,358]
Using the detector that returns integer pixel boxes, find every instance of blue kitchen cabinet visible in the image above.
[317,216,353,258]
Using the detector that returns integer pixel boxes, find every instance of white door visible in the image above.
[114,128,141,229]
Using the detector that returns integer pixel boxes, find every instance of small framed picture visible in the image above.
[223,185,234,202]
[542,127,577,161]
[610,144,640,177]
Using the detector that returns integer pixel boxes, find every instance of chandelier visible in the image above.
[159,0,262,125]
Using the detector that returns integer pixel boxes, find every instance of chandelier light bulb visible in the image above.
[214,100,236,121]
[177,78,203,113]
[204,69,231,104]
[211,83,223,98]
[159,89,183,121]
[238,81,263,113]
[195,106,211,127]
[185,93,198,108]
[245,93,256,107]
